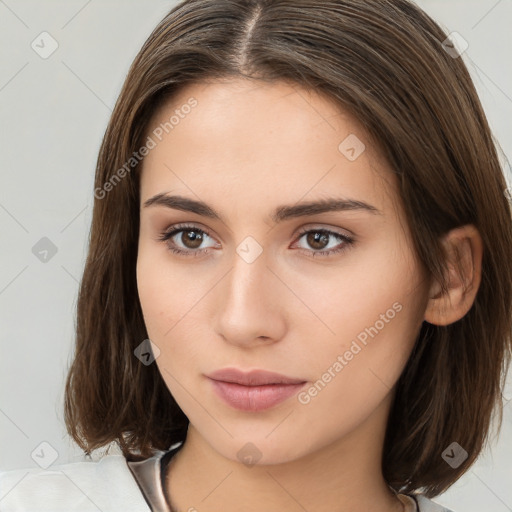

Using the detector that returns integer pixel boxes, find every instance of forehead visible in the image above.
[141,78,399,219]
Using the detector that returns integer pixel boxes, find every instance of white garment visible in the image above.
[0,448,454,512]
[0,454,151,511]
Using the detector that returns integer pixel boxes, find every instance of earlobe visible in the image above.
[424,224,483,326]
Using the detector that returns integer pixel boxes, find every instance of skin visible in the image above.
[136,78,483,512]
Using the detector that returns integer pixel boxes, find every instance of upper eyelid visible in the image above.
[161,223,352,246]
[296,225,352,237]
[163,222,352,237]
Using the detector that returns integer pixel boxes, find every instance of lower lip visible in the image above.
[209,379,307,411]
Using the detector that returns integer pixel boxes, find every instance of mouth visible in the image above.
[205,368,307,411]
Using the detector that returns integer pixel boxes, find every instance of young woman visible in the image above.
[1,1,511,511]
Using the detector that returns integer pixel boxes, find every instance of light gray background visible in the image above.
[0,1,511,510]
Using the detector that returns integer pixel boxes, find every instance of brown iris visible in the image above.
[306,231,329,250]
[181,229,204,249]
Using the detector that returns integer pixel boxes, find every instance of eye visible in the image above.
[157,224,355,258]
[292,227,354,257]
[157,224,219,257]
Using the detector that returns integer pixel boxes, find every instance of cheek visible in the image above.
[136,253,166,335]
[295,241,424,393]
[136,246,199,338]
[294,300,421,447]
[287,236,421,348]
[136,248,207,380]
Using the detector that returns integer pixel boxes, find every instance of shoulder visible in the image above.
[0,454,150,511]
[416,494,456,512]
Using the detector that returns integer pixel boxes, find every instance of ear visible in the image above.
[424,224,483,326]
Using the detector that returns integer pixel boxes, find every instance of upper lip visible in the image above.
[206,368,306,386]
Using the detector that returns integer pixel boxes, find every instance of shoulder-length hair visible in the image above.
[64,0,512,498]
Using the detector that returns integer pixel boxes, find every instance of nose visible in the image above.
[213,246,287,348]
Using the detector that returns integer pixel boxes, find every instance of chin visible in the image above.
[200,430,317,467]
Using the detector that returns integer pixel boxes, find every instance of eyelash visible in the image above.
[157,223,355,258]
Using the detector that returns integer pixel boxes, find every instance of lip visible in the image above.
[206,368,306,386]
[206,368,307,411]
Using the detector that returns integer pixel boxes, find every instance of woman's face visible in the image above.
[136,78,430,464]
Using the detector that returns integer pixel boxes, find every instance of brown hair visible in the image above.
[64,0,512,497]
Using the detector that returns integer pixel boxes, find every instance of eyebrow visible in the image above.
[143,193,382,223]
